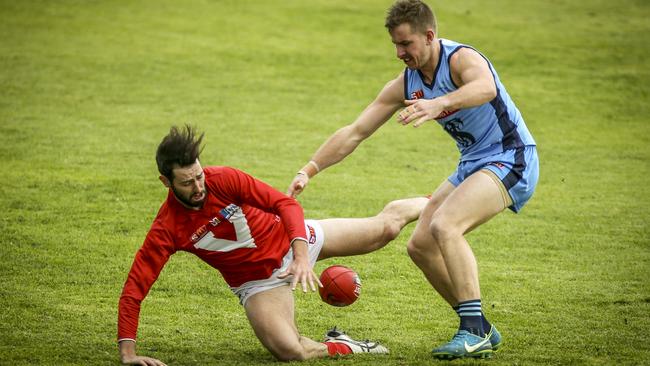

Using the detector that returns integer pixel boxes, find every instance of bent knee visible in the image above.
[380,199,402,216]
[406,240,421,260]
[384,218,401,243]
[273,347,307,362]
[428,215,461,243]
[407,237,431,260]
[262,336,309,362]
[375,214,401,247]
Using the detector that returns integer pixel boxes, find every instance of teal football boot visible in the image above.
[486,325,502,351]
[432,330,493,359]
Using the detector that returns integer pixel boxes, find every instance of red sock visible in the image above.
[323,342,353,356]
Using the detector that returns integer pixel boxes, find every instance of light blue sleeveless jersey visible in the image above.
[404,39,536,161]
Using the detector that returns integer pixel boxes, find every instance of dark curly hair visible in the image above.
[156,124,205,181]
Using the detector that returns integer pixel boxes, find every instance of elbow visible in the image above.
[332,125,366,158]
[345,124,371,144]
[486,83,497,101]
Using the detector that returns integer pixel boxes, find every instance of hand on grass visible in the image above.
[121,355,167,366]
[119,340,167,366]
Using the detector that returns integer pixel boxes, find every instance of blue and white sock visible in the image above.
[453,304,493,335]
[456,299,485,337]
[453,303,492,334]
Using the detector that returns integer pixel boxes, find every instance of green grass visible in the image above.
[1,0,649,365]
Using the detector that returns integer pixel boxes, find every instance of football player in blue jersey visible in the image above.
[288,0,538,359]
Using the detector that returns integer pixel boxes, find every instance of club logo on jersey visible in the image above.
[490,162,505,169]
[444,118,476,147]
[191,216,222,242]
[220,204,239,220]
[307,225,316,245]
[435,109,460,120]
[193,204,257,252]
[191,225,208,243]
[410,89,424,99]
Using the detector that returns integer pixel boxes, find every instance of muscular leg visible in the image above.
[244,285,328,361]
[429,171,507,302]
[317,197,427,260]
[406,180,458,306]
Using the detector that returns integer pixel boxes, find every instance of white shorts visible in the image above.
[230,220,325,306]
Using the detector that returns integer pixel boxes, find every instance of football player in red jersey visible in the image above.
[117,125,427,365]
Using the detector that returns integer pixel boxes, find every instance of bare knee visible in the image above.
[380,198,414,234]
[383,217,402,243]
[407,236,431,263]
[272,346,307,362]
[258,330,308,361]
[380,199,403,217]
[374,213,402,249]
[274,336,327,361]
[276,353,306,362]
[406,239,421,262]
[428,215,460,247]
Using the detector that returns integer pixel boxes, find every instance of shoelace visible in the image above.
[450,332,467,343]
[327,328,375,344]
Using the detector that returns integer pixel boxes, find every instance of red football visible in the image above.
[318,265,361,307]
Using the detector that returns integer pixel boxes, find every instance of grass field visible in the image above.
[1,0,649,365]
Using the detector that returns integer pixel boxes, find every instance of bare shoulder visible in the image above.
[388,71,405,88]
[376,71,406,104]
[449,47,486,69]
[449,47,492,85]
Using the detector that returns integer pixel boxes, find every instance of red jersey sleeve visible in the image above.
[117,224,176,341]
[209,167,307,242]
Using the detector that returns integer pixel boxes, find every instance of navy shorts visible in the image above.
[448,146,539,213]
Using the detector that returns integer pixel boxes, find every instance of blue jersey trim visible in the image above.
[403,67,409,100]
[472,50,524,151]
[446,45,468,89]
[490,89,523,150]
[502,146,526,190]
[416,39,444,90]
[417,69,433,89]
[481,55,500,93]
[402,38,535,161]
[447,44,523,152]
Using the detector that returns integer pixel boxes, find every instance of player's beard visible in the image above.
[172,186,206,208]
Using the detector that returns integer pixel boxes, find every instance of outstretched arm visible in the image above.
[287,74,405,197]
[117,228,175,365]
